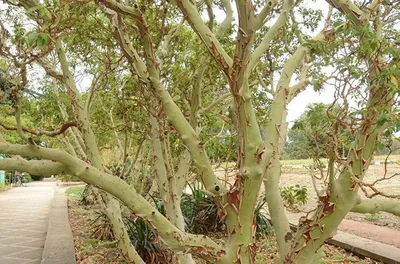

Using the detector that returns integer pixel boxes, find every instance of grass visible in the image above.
[65,186,85,200]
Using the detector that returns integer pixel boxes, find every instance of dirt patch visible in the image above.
[278,163,400,231]
[68,200,124,264]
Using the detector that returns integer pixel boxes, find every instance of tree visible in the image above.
[0,0,399,264]
[284,103,354,160]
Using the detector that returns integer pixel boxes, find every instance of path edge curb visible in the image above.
[41,189,76,264]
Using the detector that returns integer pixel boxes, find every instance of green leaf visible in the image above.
[36,33,49,49]
[27,32,39,47]
[377,113,390,127]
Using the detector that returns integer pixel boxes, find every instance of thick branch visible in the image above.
[0,158,67,176]
[351,196,400,217]
[175,0,233,71]
[256,0,279,29]
[325,0,368,26]
[102,3,226,195]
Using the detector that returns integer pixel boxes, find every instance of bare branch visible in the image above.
[198,92,231,115]
[37,58,64,80]
[0,121,78,137]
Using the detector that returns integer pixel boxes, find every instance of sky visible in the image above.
[0,0,349,126]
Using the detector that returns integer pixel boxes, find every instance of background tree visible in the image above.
[284,103,354,160]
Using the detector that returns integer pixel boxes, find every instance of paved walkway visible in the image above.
[0,182,56,264]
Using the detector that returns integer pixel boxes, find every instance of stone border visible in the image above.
[328,231,400,264]
[56,181,85,187]
[41,189,76,264]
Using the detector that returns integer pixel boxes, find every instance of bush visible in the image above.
[254,199,274,238]
[56,174,80,182]
[30,175,43,181]
[125,216,172,263]
[23,174,32,183]
[180,184,273,238]
[280,184,308,210]
[80,185,98,206]
[364,213,380,222]
[89,210,115,241]
[180,184,223,234]
[87,205,172,263]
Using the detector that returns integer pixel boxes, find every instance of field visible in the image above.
[214,155,400,231]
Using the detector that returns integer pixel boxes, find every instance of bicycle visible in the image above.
[13,173,27,187]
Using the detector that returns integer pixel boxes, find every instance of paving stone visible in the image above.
[0,236,33,246]
[0,182,56,263]
[0,256,33,264]
[16,239,46,248]
[9,248,43,260]
[0,245,32,256]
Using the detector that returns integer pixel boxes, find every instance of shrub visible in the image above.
[364,213,380,222]
[30,175,43,181]
[180,184,223,234]
[56,174,81,182]
[254,199,274,238]
[23,174,32,183]
[80,185,98,206]
[180,184,273,238]
[89,210,114,241]
[87,197,171,263]
[124,216,172,263]
[280,184,308,210]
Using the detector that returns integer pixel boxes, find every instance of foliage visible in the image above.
[56,174,81,182]
[180,184,223,234]
[181,184,272,238]
[30,175,44,181]
[124,216,172,264]
[65,186,85,201]
[80,185,98,206]
[23,173,32,183]
[364,213,380,222]
[0,0,398,263]
[284,103,354,160]
[280,185,308,210]
[254,200,274,238]
[89,210,115,241]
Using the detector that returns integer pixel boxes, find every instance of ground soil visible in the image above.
[279,163,400,231]
[68,197,380,264]
[68,200,124,264]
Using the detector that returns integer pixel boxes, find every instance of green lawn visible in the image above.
[65,186,85,200]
